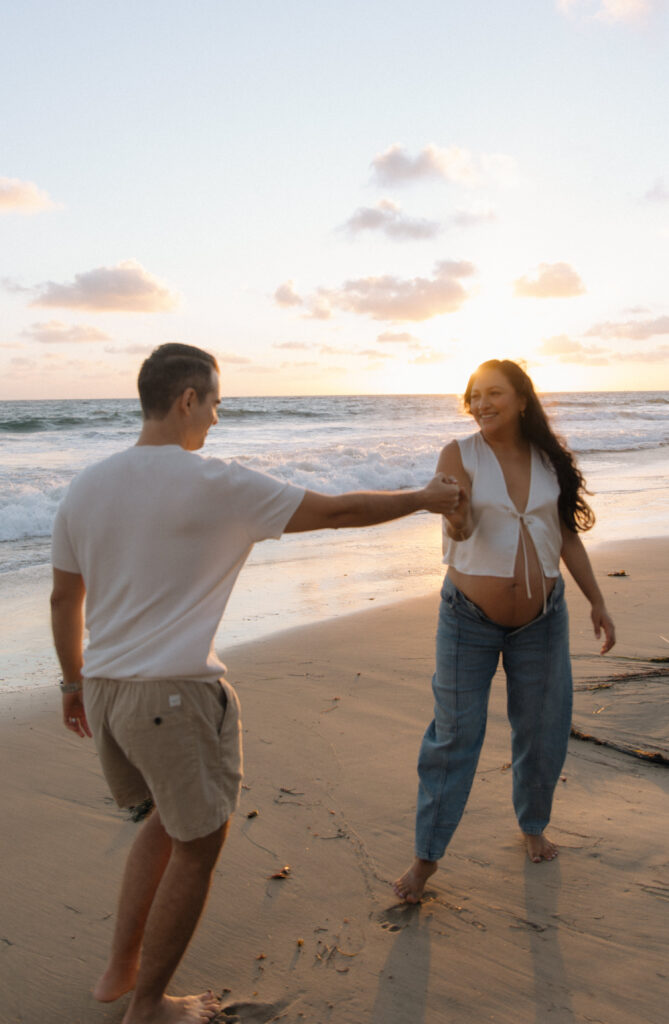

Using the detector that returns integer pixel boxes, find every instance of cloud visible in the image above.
[536,334,609,364]
[10,356,36,370]
[0,177,60,214]
[557,0,653,22]
[7,352,125,380]
[411,348,451,364]
[514,262,586,298]
[31,260,178,312]
[343,199,440,240]
[240,364,275,374]
[274,281,332,319]
[324,260,475,322]
[318,343,358,356]
[21,320,111,344]
[585,315,669,339]
[272,341,312,350]
[302,295,333,320]
[2,277,34,294]
[370,144,515,188]
[614,344,669,362]
[277,261,474,323]
[451,207,497,227]
[376,330,421,344]
[215,352,253,365]
[104,344,152,356]
[643,178,669,203]
[274,280,303,308]
[358,348,395,360]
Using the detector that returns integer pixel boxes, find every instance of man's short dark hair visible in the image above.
[138,343,219,419]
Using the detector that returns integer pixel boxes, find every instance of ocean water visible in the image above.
[1,392,668,690]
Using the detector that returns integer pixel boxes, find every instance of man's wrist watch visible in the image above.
[59,680,82,693]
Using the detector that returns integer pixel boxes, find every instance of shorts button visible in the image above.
[154,717,162,725]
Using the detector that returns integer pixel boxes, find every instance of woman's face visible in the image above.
[468,368,526,438]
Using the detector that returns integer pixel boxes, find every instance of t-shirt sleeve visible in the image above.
[51,500,81,573]
[224,462,305,542]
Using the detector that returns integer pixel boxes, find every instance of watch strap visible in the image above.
[59,680,83,693]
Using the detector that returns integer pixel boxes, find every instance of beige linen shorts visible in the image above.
[84,677,243,842]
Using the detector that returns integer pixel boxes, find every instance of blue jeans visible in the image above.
[415,575,573,861]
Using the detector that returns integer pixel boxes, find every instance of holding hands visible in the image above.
[422,474,466,515]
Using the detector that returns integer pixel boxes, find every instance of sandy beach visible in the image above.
[1,537,668,1024]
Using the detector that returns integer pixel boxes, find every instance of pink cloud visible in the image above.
[32,260,178,313]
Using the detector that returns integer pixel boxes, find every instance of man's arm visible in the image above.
[560,523,616,654]
[284,474,461,533]
[50,568,91,737]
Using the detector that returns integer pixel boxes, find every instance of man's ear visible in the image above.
[180,387,198,413]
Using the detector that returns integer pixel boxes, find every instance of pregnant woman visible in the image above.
[394,359,615,903]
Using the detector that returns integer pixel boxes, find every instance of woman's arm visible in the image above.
[560,523,616,653]
[437,441,472,541]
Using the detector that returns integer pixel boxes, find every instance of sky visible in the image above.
[1,0,668,399]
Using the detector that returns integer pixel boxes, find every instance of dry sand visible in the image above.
[1,537,667,1024]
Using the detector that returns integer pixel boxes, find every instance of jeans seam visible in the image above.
[429,611,459,860]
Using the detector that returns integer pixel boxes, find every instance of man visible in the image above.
[51,342,461,1024]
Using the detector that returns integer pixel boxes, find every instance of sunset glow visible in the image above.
[2,1,668,399]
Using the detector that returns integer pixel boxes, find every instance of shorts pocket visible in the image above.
[215,680,228,735]
[125,704,199,782]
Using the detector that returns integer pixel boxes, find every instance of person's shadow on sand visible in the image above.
[371,901,431,1024]
[522,858,574,1022]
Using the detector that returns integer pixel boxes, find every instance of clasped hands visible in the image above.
[423,474,467,517]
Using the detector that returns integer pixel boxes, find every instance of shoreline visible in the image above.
[3,528,668,696]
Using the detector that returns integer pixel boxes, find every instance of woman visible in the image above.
[393,359,615,903]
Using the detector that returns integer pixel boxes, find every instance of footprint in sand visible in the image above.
[217,997,290,1023]
[377,905,421,932]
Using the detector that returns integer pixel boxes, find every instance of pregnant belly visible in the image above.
[448,529,557,627]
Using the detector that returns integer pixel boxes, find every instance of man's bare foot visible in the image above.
[122,991,220,1024]
[525,833,558,863]
[93,958,139,1002]
[392,858,437,903]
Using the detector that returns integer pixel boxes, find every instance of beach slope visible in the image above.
[1,538,667,1024]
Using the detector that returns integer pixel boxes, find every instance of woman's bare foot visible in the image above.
[93,958,139,1002]
[524,833,558,863]
[392,858,437,903]
[122,991,220,1024]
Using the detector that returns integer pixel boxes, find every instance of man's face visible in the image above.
[185,371,221,450]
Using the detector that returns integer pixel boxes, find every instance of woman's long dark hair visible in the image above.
[464,359,595,532]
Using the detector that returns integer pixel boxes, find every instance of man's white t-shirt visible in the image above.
[51,446,305,681]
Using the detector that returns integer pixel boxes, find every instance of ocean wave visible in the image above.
[0,485,68,543]
[0,415,82,434]
[2,392,669,553]
[545,391,669,409]
[220,407,329,420]
[0,446,439,544]
[0,409,141,434]
[573,437,669,455]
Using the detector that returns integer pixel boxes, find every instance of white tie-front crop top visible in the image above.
[442,432,562,594]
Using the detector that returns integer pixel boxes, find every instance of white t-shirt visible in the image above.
[51,446,305,681]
